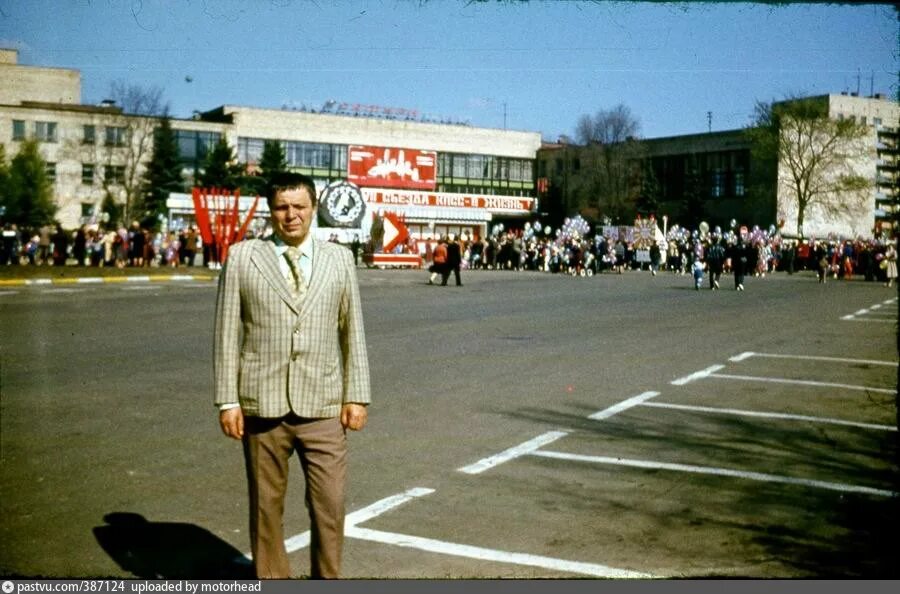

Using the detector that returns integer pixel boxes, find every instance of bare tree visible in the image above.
[571,104,644,222]
[78,81,169,226]
[747,97,871,238]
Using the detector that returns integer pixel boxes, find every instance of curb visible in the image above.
[0,275,218,287]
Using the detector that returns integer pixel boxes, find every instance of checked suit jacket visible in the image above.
[214,237,371,419]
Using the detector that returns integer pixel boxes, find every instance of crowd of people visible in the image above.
[0,222,206,268]
[412,220,899,289]
[3,218,897,290]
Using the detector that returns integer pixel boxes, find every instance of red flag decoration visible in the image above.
[191,187,260,265]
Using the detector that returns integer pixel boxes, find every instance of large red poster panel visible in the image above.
[348,145,437,190]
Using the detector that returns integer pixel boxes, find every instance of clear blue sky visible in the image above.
[1,1,896,141]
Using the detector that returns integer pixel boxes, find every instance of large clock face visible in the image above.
[320,181,365,228]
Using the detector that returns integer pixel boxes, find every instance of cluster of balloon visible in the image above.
[556,215,591,245]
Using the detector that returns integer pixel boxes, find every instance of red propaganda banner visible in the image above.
[348,145,437,190]
[363,189,534,214]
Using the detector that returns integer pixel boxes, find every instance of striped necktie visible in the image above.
[284,246,306,302]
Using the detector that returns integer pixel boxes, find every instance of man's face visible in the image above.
[271,187,316,246]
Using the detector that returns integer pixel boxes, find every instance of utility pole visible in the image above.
[707,111,712,133]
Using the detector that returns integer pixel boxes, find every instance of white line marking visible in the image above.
[125,275,151,282]
[42,288,87,294]
[855,309,870,315]
[345,526,652,578]
[729,352,755,362]
[0,290,18,296]
[710,373,895,394]
[458,431,569,475]
[841,315,856,321]
[26,279,52,285]
[76,277,104,284]
[884,299,897,305]
[121,286,159,291]
[588,392,660,420]
[671,365,725,386]
[870,304,882,310]
[242,487,437,559]
[345,487,435,527]
[729,353,898,367]
[531,451,898,498]
[843,318,895,324]
[640,401,898,432]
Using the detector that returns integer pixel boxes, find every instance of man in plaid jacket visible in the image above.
[214,172,371,579]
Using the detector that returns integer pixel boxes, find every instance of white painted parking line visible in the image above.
[531,451,898,498]
[241,487,436,559]
[345,487,436,527]
[710,373,895,394]
[588,391,660,420]
[640,401,898,432]
[729,352,755,362]
[346,526,652,578]
[671,365,724,386]
[842,317,895,324]
[458,431,569,475]
[76,277,104,284]
[125,275,151,282]
[727,352,898,367]
[242,486,652,578]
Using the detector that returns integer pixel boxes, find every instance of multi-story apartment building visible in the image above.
[0,49,228,229]
[811,92,899,236]
[1,49,543,242]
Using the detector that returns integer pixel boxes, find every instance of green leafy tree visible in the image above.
[199,137,244,190]
[259,140,287,180]
[140,114,183,225]
[6,139,56,228]
[746,96,871,238]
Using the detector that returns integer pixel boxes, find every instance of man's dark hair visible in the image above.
[267,172,318,207]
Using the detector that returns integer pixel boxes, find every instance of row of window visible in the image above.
[237,138,349,173]
[236,137,536,184]
[436,153,533,183]
[41,162,126,185]
[11,119,129,146]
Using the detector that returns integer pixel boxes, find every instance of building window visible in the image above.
[734,171,745,197]
[45,162,56,181]
[83,125,96,144]
[81,203,95,219]
[237,137,265,165]
[711,170,725,198]
[35,121,58,142]
[105,126,127,147]
[82,164,95,185]
[12,120,26,140]
[874,117,883,127]
[106,165,126,185]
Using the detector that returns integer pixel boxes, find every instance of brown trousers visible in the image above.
[242,414,347,579]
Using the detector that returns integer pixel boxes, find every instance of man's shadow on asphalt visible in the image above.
[94,512,254,579]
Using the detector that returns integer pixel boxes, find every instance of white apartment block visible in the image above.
[775,93,898,240]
